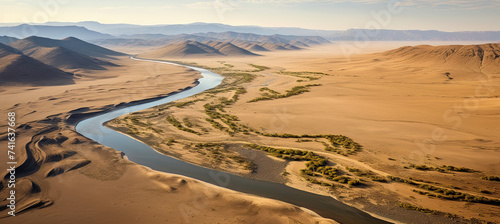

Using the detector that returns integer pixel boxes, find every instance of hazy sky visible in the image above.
[0,0,499,31]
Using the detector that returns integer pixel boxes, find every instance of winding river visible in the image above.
[75,57,390,224]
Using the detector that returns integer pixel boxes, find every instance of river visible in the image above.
[75,57,390,224]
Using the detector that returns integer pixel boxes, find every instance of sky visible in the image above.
[0,0,499,31]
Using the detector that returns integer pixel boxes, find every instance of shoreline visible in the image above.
[67,79,200,126]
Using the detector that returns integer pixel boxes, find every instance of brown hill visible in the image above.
[382,43,500,73]
[23,46,110,70]
[236,42,270,52]
[289,40,310,48]
[9,36,125,58]
[9,36,120,70]
[203,40,258,56]
[260,42,301,51]
[0,43,74,86]
[141,40,257,58]
[141,40,221,58]
[0,35,18,45]
[229,39,301,51]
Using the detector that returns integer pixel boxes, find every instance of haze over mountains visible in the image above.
[1,22,499,42]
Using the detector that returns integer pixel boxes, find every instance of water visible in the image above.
[75,57,390,224]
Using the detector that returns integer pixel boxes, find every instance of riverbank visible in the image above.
[0,56,336,223]
[107,43,500,224]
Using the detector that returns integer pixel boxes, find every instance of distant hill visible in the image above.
[20,22,500,41]
[0,36,18,45]
[139,40,257,58]
[203,40,258,56]
[234,42,269,52]
[10,36,125,58]
[0,43,74,86]
[92,31,328,53]
[2,22,500,41]
[38,22,336,36]
[9,36,122,70]
[382,43,500,74]
[0,24,114,41]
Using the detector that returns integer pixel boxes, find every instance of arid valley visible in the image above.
[1,2,500,223]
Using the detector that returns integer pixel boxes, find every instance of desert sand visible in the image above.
[107,42,500,223]
[2,40,499,224]
[0,53,337,223]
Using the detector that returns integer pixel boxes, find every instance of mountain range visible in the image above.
[0,22,499,42]
[0,24,113,40]
[91,31,329,51]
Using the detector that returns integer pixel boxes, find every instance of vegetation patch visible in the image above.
[278,70,328,82]
[388,176,500,206]
[408,164,476,173]
[248,84,321,102]
[398,203,459,219]
[245,144,360,186]
[174,99,204,108]
[481,176,500,181]
[193,143,255,171]
[346,167,387,182]
[166,115,200,135]
[248,64,270,72]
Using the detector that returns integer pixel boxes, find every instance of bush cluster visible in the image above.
[248,64,270,72]
[388,175,500,206]
[166,115,200,135]
[410,164,475,173]
[481,176,500,181]
[245,144,360,186]
[248,84,321,102]
[346,167,387,182]
[413,189,500,206]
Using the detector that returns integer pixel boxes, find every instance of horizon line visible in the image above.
[0,21,500,33]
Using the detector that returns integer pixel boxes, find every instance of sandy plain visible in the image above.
[107,41,500,223]
[0,55,335,223]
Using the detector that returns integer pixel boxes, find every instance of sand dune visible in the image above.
[382,43,500,74]
[0,43,74,86]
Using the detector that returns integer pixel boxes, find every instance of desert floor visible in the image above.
[107,41,500,223]
[0,55,335,223]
